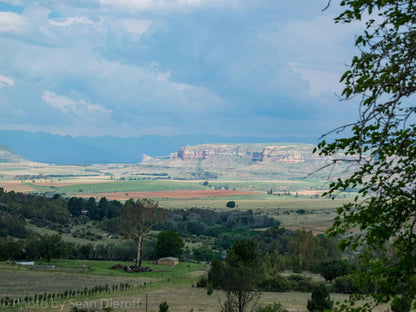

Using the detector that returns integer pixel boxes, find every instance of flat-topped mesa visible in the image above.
[262,145,322,163]
[176,144,321,163]
[177,145,239,160]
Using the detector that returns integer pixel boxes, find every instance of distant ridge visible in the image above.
[0,145,26,163]
[0,130,318,164]
[140,142,341,180]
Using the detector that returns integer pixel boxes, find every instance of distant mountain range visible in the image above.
[0,130,318,164]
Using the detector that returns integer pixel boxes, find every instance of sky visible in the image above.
[0,0,361,140]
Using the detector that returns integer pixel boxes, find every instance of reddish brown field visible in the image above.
[77,189,256,200]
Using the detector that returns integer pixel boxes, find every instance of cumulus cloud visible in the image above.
[0,74,14,87]
[120,19,151,35]
[99,0,241,11]
[42,91,112,118]
[0,11,27,32]
[0,1,361,138]
[49,16,104,27]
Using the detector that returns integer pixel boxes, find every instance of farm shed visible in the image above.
[157,257,179,266]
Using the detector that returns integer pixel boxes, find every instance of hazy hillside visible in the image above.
[140,143,343,180]
[0,130,317,164]
[0,145,26,163]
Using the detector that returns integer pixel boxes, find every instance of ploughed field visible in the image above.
[76,189,257,200]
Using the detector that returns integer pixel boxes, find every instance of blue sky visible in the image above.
[0,0,360,139]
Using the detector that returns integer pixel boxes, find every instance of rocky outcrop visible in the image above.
[175,143,322,163]
[177,145,240,160]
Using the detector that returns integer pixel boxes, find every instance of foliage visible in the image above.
[318,259,354,282]
[221,299,237,312]
[332,275,360,294]
[220,239,263,312]
[226,201,236,208]
[256,302,287,312]
[287,275,316,293]
[259,274,290,292]
[258,227,341,273]
[159,301,169,312]
[120,198,167,266]
[316,0,416,310]
[307,283,333,312]
[155,230,184,259]
[207,281,214,296]
[391,296,412,312]
[208,259,225,288]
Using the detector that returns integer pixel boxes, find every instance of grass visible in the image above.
[0,259,207,297]
[0,259,391,312]
[29,180,207,195]
[24,177,332,196]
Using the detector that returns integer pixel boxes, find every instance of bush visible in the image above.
[391,296,412,312]
[159,302,169,312]
[288,275,315,292]
[307,284,333,312]
[260,275,290,292]
[196,275,208,288]
[332,275,359,294]
[226,201,236,208]
[256,302,288,312]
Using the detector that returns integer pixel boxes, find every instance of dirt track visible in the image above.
[76,190,256,200]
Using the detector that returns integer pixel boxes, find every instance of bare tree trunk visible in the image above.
[136,234,142,267]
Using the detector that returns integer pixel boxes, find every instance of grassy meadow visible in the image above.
[0,259,388,312]
[0,162,363,311]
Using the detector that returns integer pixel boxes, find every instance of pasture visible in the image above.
[0,260,388,312]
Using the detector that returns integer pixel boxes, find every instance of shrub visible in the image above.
[391,296,412,312]
[256,302,288,312]
[226,201,236,208]
[332,275,359,294]
[159,301,169,312]
[260,275,290,292]
[307,283,333,312]
[288,275,315,292]
[196,275,208,288]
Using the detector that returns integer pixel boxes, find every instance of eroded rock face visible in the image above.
[177,145,240,160]
[175,144,321,163]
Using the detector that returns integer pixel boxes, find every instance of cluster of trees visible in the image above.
[157,208,279,236]
[256,225,340,273]
[0,229,184,263]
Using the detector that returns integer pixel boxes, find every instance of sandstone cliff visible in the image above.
[175,143,322,164]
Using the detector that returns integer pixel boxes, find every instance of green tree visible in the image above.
[316,0,416,310]
[121,199,167,267]
[318,259,353,282]
[67,197,83,217]
[159,301,169,312]
[38,234,65,262]
[155,230,184,259]
[221,240,263,312]
[226,201,236,208]
[307,283,333,312]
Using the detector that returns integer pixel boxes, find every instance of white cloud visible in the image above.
[120,19,151,35]
[156,71,193,91]
[0,75,14,88]
[42,91,112,117]
[49,16,104,27]
[99,0,240,11]
[0,12,27,32]
[290,64,343,97]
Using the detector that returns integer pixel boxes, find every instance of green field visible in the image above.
[0,260,388,312]
[24,178,332,196]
